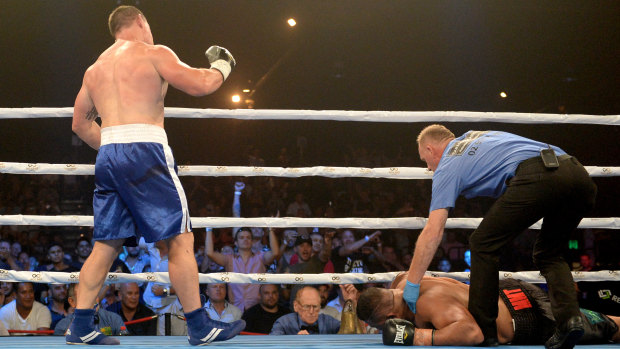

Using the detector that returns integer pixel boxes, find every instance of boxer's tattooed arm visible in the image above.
[85,106,98,121]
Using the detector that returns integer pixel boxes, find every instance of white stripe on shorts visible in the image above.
[163,143,191,234]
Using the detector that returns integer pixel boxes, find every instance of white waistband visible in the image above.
[100,124,168,145]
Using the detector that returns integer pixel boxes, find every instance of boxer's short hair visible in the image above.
[357,287,392,327]
[108,5,144,37]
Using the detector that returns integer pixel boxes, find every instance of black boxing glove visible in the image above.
[205,45,236,81]
[383,318,415,346]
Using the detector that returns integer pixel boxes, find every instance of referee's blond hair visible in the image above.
[417,124,455,145]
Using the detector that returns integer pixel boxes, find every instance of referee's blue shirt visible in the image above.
[429,131,566,213]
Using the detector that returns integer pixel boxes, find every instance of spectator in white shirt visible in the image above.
[0,282,51,335]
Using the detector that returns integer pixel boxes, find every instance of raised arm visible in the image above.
[231,182,244,235]
[403,208,448,313]
[149,45,226,97]
[199,248,211,273]
[205,229,227,267]
[232,182,244,217]
[319,230,335,263]
[407,209,448,284]
[339,230,380,257]
[262,227,280,265]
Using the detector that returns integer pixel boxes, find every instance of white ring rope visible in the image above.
[1,107,619,125]
[2,109,618,285]
[1,162,619,178]
[1,270,618,285]
[1,215,619,230]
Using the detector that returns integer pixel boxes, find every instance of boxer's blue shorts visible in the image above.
[93,124,191,243]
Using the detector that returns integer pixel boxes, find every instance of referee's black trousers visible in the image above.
[467,155,597,341]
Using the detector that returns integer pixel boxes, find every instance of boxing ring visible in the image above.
[0,335,617,349]
[0,334,385,348]
[1,108,619,348]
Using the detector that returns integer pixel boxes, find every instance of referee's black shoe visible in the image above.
[545,315,584,349]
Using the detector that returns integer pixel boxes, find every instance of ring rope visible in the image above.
[2,110,617,228]
[1,107,619,125]
[2,110,617,293]
[7,329,55,335]
[1,215,619,230]
[1,270,618,285]
[7,314,159,335]
[1,162,618,178]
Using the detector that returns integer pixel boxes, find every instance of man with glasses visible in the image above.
[270,286,340,335]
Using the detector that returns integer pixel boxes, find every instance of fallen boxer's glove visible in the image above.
[383,318,435,346]
[383,318,415,346]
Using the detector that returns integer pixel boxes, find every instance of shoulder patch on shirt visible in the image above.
[447,131,488,156]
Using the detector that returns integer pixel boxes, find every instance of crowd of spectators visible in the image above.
[1,144,618,335]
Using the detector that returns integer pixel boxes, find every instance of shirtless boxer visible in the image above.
[357,273,620,346]
[70,5,243,345]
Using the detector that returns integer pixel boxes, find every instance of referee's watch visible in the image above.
[163,287,170,297]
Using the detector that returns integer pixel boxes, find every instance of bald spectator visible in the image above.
[270,286,340,335]
[242,284,291,334]
[0,282,51,335]
[106,283,156,336]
